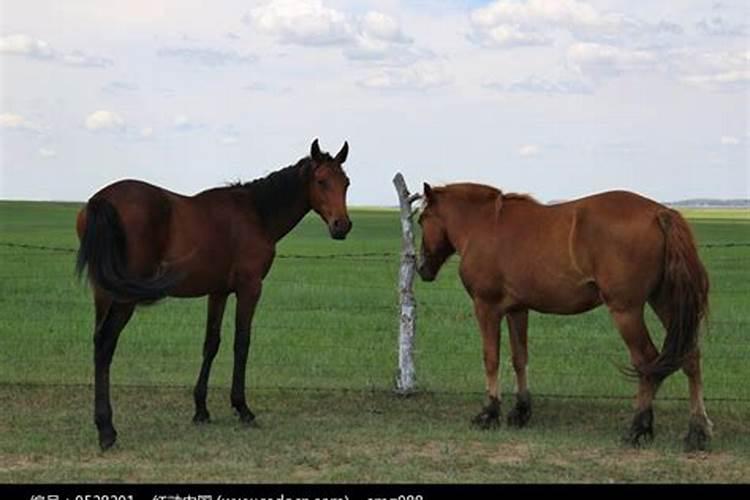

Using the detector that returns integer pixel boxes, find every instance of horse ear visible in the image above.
[310,138,324,164]
[423,183,433,201]
[335,141,349,164]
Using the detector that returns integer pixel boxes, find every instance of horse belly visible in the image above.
[168,278,228,297]
[523,280,602,315]
[160,199,237,297]
[162,250,233,297]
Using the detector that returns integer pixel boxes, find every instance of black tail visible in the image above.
[75,197,177,301]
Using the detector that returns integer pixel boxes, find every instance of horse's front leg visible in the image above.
[231,279,262,425]
[471,298,503,429]
[506,310,532,428]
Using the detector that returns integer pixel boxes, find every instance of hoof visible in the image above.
[623,426,654,448]
[623,408,654,448]
[192,410,211,424]
[234,406,257,426]
[684,415,712,452]
[98,429,117,451]
[472,411,500,430]
[242,418,260,428]
[507,391,532,428]
[472,397,500,430]
[239,414,260,428]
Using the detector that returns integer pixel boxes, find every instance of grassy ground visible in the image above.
[0,200,749,482]
[1,386,749,483]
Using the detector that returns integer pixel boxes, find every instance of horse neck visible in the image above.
[248,162,313,243]
[267,195,311,243]
[440,195,496,254]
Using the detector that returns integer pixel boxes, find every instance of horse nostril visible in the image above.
[333,218,350,231]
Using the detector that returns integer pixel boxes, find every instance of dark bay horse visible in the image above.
[75,139,352,450]
[416,182,711,451]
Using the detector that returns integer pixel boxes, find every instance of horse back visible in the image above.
[81,180,271,297]
[567,191,667,304]
[463,190,668,313]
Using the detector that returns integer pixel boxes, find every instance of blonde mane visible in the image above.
[434,183,539,205]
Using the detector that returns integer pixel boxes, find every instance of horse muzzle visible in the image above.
[329,217,352,240]
[417,262,436,282]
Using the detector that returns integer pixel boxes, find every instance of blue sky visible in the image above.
[1,0,748,204]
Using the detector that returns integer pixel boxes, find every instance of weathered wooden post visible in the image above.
[393,172,421,394]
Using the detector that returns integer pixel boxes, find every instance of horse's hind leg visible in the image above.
[650,298,712,451]
[506,310,532,428]
[609,306,660,447]
[93,291,135,450]
[193,293,228,424]
[681,349,712,451]
[471,298,503,429]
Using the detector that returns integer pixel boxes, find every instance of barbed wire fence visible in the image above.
[1,205,749,404]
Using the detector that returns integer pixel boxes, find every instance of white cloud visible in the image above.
[682,69,750,90]
[173,114,205,132]
[567,42,658,78]
[61,50,113,68]
[157,46,257,66]
[471,0,607,30]
[0,112,41,132]
[0,34,54,59]
[359,11,412,44]
[485,75,593,95]
[358,63,451,91]
[470,24,551,48]
[345,11,417,62]
[518,144,540,158]
[38,147,57,158]
[679,50,750,92]
[696,16,746,37]
[140,127,154,138]
[245,0,352,46]
[468,0,627,48]
[243,81,292,94]
[84,110,125,131]
[246,1,418,64]
[720,135,740,145]
[0,33,111,68]
[103,81,139,93]
[467,0,681,49]
[218,124,240,145]
[174,115,190,127]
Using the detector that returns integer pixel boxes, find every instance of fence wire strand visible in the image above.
[2,239,749,403]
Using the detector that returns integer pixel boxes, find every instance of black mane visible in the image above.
[231,154,327,222]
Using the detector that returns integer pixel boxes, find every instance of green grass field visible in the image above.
[0,201,749,483]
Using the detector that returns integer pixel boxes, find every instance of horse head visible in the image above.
[417,183,456,281]
[308,139,352,240]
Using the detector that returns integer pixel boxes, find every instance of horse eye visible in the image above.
[317,179,327,187]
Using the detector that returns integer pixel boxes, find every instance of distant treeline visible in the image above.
[545,198,750,207]
[667,199,750,208]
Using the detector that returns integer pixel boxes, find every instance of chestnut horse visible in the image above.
[416,182,711,451]
[75,139,352,450]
